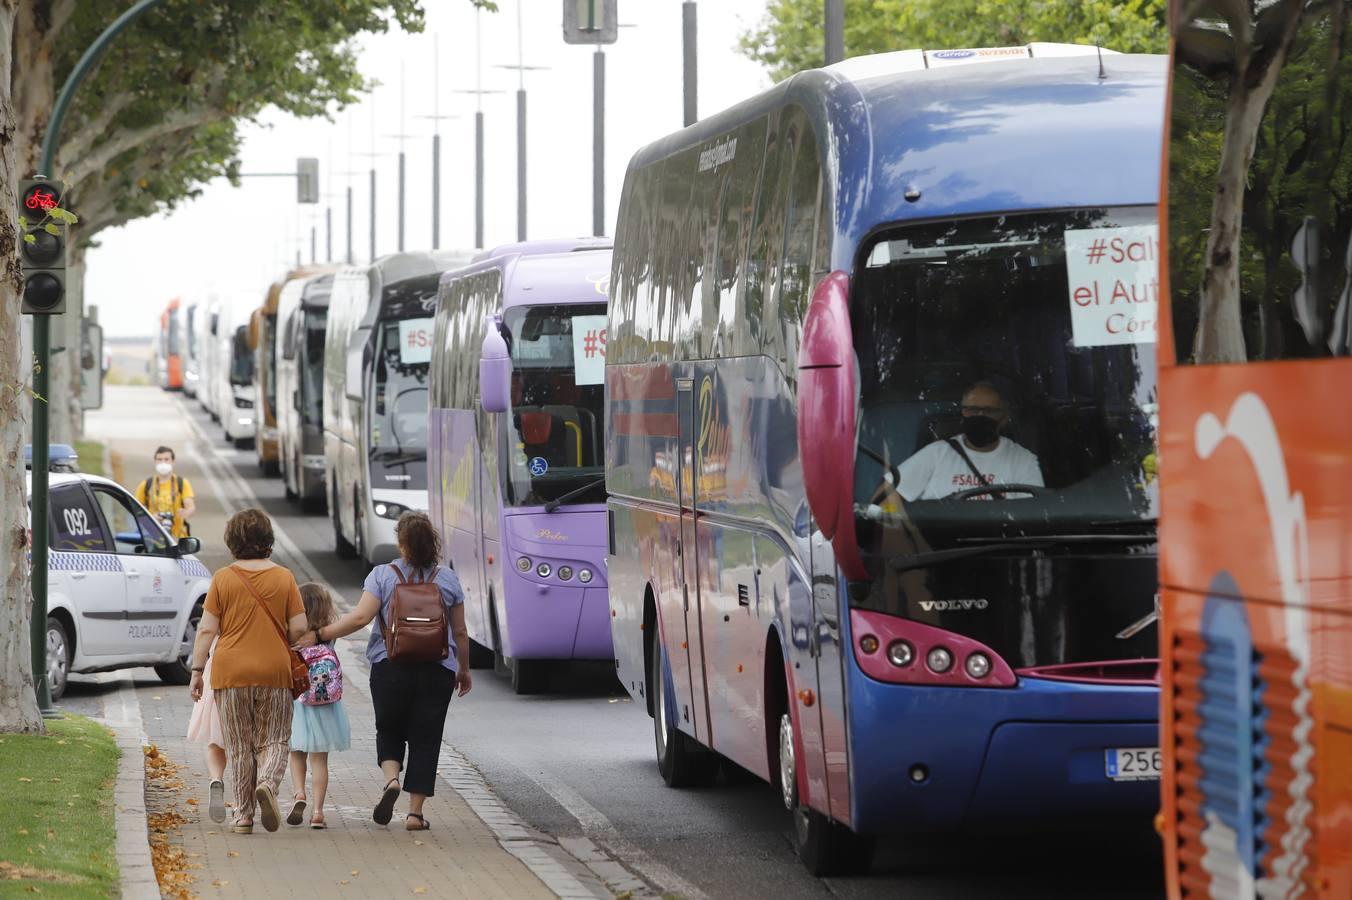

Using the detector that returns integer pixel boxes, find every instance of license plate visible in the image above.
[1105,747,1161,781]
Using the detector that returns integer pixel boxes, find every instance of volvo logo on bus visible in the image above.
[918,599,989,612]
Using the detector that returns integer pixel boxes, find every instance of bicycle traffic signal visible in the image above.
[19,178,68,316]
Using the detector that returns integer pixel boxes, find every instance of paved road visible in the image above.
[68,386,1166,899]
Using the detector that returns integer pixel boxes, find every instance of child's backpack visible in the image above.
[299,643,343,706]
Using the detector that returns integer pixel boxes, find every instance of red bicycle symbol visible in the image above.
[24,189,56,211]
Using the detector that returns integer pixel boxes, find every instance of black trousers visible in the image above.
[369,660,455,797]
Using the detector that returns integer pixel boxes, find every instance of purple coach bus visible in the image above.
[429,240,614,694]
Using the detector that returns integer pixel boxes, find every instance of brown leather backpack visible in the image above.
[378,564,448,663]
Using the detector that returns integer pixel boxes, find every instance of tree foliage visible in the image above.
[740,0,1166,82]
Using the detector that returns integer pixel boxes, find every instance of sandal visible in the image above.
[208,780,226,824]
[256,784,281,833]
[373,778,401,825]
[286,796,307,827]
[405,813,430,831]
[310,811,327,830]
[231,819,253,835]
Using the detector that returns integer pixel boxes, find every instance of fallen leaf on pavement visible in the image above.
[339,880,350,886]
[413,888,427,895]
[226,851,239,858]
[350,870,360,877]
[211,880,229,887]
[185,798,198,806]
[413,839,424,846]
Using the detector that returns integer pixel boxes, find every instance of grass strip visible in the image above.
[0,715,120,898]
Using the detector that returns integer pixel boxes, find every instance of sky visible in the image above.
[86,0,777,338]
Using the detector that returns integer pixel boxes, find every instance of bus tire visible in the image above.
[510,658,543,695]
[778,709,874,875]
[650,635,716,787]
[468,640,495,670]
[332,486,356,559]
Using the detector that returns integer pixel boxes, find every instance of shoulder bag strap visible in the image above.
[944,438,1001,499]
[227,566,291,650]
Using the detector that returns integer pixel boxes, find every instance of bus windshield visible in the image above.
[851,206,1159,574]
[371,317,429,461]
[230,326,254,385]
[301,311,326,428]
[504,302,606,508]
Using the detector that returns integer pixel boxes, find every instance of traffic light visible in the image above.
[19,178,67,316]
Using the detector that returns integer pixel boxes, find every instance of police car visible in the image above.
[28,471,212,701]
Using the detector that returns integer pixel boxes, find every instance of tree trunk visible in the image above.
[1193,23,1303,364]
[0,0,43,734]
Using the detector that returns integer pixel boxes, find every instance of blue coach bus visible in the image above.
[605,45,1166,874]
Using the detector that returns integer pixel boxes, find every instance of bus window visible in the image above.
[776,119,821,371]
[745,114,789,358]
[371,318,429,458]
[503,302,606,508]
[301,311,326,428]
[850,206,1159,627]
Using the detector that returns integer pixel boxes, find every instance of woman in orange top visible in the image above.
[188,509,307,834]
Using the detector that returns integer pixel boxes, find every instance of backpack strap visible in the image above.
[140,478,152,508]
[389,563,407,584]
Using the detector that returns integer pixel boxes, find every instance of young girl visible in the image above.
[185,638,228,824]
[287,583,352,829]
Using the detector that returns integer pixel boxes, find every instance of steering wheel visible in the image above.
[947,483,1049,501]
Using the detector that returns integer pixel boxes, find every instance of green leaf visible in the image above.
[23,233,36,244]
[50,207,78,224]
[44,223,61,236]
[17,216,26,229]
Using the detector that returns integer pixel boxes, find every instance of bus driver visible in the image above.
[895,381,1043,500]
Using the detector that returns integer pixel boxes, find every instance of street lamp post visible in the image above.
[683,1,697,126]
[417,35,461,250]
[457,11,503,249]
[354,152,389,262]
[825,0,845,65]
[496,0,548,242]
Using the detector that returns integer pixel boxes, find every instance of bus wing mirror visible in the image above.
[479,327,512,413]
[797,270,867,581]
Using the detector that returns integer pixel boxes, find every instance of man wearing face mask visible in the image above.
[135,446,197,540]
[895,381,1043,500]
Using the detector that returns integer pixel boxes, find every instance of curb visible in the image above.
[108,721,158,898]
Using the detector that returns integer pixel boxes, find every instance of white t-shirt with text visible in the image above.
[896,437,1044,500]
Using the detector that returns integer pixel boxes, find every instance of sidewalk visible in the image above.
[140,636,560,900]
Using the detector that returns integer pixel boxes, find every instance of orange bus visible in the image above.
[1159,2,1352,897]
[157,298,184,391]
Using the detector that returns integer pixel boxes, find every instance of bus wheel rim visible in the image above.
[779,712,796,811]
[656,645,669,753]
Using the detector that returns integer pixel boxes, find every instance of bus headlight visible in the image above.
[536,562,552,578]
[557,566,574,581]
[516,556,532,572]
[887,640,914,668]
[926,646,953,674]
[964,652,991,679]
[578,568,593,584]
[859,634,879,655]
[373,502,407,520]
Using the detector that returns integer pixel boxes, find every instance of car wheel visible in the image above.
[45,617,70,702]
[154,598,203,686]
[651,634,717,787]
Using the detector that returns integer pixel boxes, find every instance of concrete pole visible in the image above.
[517,89,527,241]
[310,226,316,264]
[325,207,332,262]
[397,150,406,252]
[593,48,605,237]
[369,168,377,262]
[683,2,697,126]
[432,134,441,249]
[346,185,354,264]
[475,111,485,248]
[825,0,845,65]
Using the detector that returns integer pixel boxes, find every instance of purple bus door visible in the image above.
[677,380,712,743]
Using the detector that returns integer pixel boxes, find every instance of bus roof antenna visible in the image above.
[1096,43,1107,80]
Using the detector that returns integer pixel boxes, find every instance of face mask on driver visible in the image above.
[960,415,1000,447]
[155,462,173,477]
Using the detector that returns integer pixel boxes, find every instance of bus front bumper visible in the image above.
[848,675,1159,836]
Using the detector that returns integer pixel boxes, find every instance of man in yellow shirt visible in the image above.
[135,446,197,540]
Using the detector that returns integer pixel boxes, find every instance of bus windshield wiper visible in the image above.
[890,533,1155,573]
[544,476,606,513]
[371,449,423,465]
